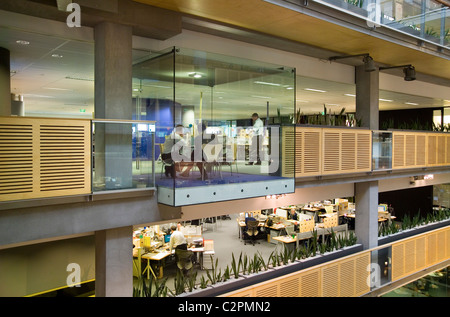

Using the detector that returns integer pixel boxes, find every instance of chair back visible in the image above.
[203,143,222,162]
[246,220,259,229]
[175,249,193,270]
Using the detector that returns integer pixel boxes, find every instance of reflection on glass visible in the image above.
[313,0,449,47]
[132,47,296,193]
[373,131,392,170]
[371,247,392,290]
[92,121,155,192]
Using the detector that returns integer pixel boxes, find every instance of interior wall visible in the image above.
[0,235,95,297]
[378,186,434,219]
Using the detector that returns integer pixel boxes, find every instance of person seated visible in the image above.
[161,125,191,178]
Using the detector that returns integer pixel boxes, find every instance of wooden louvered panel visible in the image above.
[323,131,340,173]
[405,134,416,166]
[255,284,278,297]
[38,122,90,196]
[322,264,339,297]
[427,135,437,166]
[437,135,446,165]
[299,268,320,297]
[0,117,91,202]
[339,259,355,297]
[279,276,300,297]
[447,229,450,258]
[393,134,405,168]
[415,236,426,271]
[436,230,446,263]
[404,240,416,275]
[302,129,321,175]
[356,133,371,171]
[427,233,437,266]
[341,133,355,171]
[447,135,450,165]
[416,135,427,166]
[391,243,405,281]
[281,127,295,178]
[354,253,370,296]
[0,122,35,199]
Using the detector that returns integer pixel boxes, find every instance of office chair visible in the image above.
[244,220,259,246]
[175,249,194,276]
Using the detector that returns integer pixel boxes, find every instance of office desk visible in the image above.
[236,218,265,239]
[142,251,173,279]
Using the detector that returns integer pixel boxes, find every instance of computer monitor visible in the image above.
[285,225,295,236]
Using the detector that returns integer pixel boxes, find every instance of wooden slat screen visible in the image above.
[223,227,449,298]
[0,117,91,202]
[391,226,449,282]
[322,128,372,175]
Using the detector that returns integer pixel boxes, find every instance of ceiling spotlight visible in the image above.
[379,64,416,81]
[328,53,376,72]
[188,72,202,78]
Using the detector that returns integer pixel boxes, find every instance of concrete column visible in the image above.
[0,47,11,116]
[95,226,133,297]
[355,181,379,250]
[94,22,133,189]
[355,65,379,130]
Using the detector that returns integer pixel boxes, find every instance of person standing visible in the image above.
[247,113,264,165]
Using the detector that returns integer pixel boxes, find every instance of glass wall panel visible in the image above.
[310,0,449,47]
[92,120,155,193]
[372,131,392,170]
[133,47,296,206]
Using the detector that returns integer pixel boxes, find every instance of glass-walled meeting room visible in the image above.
[132,47,296,206]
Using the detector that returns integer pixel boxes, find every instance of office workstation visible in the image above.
[132,197,397,283]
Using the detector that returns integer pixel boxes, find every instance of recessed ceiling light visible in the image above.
[16,40,30,45]
[379,98,393,102]
[344,93,356,97]
[188,72,202,78]
[51,53,63,58]
[405,102,419,106]
[304,88,326,93]
[254,81,281,87]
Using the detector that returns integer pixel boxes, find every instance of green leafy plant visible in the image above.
[199,275,208,289]
[231,252,241,279]
[206,256,222,285]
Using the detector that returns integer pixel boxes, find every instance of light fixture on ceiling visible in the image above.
[344,93,356,97]
[328,53,376,72]
[16,40,30,45]
[405,102,419,106]
[379,64,416,81]
[304,88,326,93]
[379,98,393,102]
[188,72,202,78]
[51,53,63,58]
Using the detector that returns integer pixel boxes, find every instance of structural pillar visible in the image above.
[93,22,134,296]
[94,21,133,190]
[355,181,379,249]
[0,47,11,116]
[95,226,133,297]
[355,65,380,250]
[355,65,379,130]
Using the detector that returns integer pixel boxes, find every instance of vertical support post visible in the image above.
[95,226,133,297]
[355,181,379,250]
[355,65,379,130]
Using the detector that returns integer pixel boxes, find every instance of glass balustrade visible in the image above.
[311,0,449,47]
[92,120,156,193]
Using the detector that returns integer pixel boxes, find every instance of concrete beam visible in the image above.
[0,0,181,40]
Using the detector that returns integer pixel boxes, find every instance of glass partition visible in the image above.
[133,47,296,206]
[311,0,449,47]
[372,130,392,171]
[92,120,155,193]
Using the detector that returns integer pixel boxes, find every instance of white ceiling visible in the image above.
[2,26,449,120]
